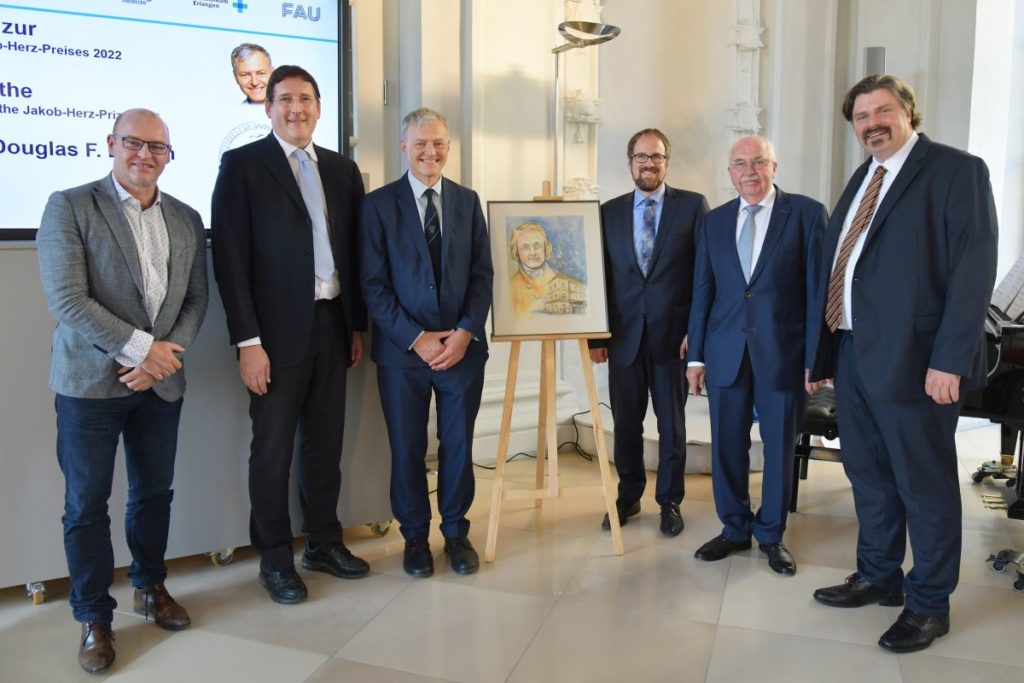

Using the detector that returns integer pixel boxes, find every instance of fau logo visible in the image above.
[282,3,320,21]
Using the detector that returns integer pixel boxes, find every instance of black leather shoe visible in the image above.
[878,609,949,653]
[258,568,308,604]
[444,536,480,575]
[403,537,434,578]
[133,584,191,630]
[759,542,796,575]
[79,622,115,674]
[813,572,904,608]
[659,503,684,537]
[601,498,641,530]
[694,534,752,561]
[302,542,370,579]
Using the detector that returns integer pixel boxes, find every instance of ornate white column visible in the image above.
[721,0,765,203]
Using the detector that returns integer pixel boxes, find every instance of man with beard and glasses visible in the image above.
[687,135,826,576]
[589,128,708,536]
[808,74,997,652]
[212,65,369,605]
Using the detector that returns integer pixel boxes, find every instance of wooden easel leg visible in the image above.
[533,343,548,508]
[542,340,560,499]
[484,341,521,563]
[578,339,624,555]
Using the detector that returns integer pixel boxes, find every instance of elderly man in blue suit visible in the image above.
[687,136,826,575]
[809,75,997,652]
[37,109,208,673]
[589,128,708,537]
[361,108,493,578]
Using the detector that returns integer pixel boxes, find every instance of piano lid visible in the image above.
[992,253,1024,322]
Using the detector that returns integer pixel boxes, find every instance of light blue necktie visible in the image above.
[636,198,657,276]
[293,148,334,280]
[737,204,763,282]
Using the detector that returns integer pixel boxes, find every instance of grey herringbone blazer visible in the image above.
[37,175,208,401]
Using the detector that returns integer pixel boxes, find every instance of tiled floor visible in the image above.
[2,423,1022,682]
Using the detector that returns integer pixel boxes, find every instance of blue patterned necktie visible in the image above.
[423,188,442,289]
[737,204,763,282]
[293,148,334,280]
[636,198,656,276]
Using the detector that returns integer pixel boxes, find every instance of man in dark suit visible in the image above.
[361,108,493,578]
[211,65,369,605]
[37,109,208,673]
[686,136,826,575]
[589,129,708,536]
[809,75,997,652]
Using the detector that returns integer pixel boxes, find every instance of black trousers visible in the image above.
[248,300,350,572]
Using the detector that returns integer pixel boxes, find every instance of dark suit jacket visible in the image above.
[211,134,366,367]
[360,173,493,368]
[809,134,998,401]
[591,185,708,366]
[688,187,826,391]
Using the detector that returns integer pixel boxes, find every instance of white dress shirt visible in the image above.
[735,185,777,273]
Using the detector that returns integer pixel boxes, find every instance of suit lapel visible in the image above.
[397,174,433,270]
[94,177,146,299]
[613,192,643,277]
[258,134,307,215]
[822,159,870,264]
[152,196,195,329]
[749,187,790,284]
[440,178,462,283]
[861,134,929,251]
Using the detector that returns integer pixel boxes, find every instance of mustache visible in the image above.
[863,125,891,142]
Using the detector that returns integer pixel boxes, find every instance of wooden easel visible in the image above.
[484,334,623,562]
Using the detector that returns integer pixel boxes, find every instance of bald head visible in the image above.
[727,136,777,204]
[107,108,172,207]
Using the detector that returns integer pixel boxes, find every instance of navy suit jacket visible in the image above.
[688,187,826,391]
[211,133,366,367]
[591,185,708,366]
[809,134,998,401]
[360,173,493,368]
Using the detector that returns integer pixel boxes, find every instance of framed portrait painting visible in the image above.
[488,200,609,339]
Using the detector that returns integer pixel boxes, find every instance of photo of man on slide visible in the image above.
[220,42,274,154]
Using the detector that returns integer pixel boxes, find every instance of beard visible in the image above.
[633,169,662,192]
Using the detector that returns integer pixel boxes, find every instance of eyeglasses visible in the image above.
[631,153,668,164]
[729,157,772,170]
[272,95,318,108]
[115,135,171,156]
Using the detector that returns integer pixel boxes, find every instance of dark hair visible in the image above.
[841,74,922,129]
[627,128,672,159]
[266,65,321,103]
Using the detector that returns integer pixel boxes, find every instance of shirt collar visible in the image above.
[634,183,667,209]
[739,184,776,212]
[407,171,443,199]
[870,131,919,176]
[110,172,161,208]
[273,130,318,162]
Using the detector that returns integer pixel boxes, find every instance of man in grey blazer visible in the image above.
[37,109,208,674]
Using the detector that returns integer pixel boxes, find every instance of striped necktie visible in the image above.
[825,165,887,332]
[423,188,442,289]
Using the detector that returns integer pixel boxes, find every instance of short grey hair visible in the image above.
[401,107,448,138]
[730,135,776,162]
[230,43,271,67]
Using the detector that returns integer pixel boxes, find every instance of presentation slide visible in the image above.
[0,1,341,233]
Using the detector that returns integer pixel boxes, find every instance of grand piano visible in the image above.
[961,255,1024,589]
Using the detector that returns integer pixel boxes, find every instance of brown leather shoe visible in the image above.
[133,584,191,630]
[78,622,115,674]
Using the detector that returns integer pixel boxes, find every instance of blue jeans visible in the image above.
[56,391,183,623]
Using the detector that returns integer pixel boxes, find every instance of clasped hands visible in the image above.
[414,328,471,371]
[117,340,184,392]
